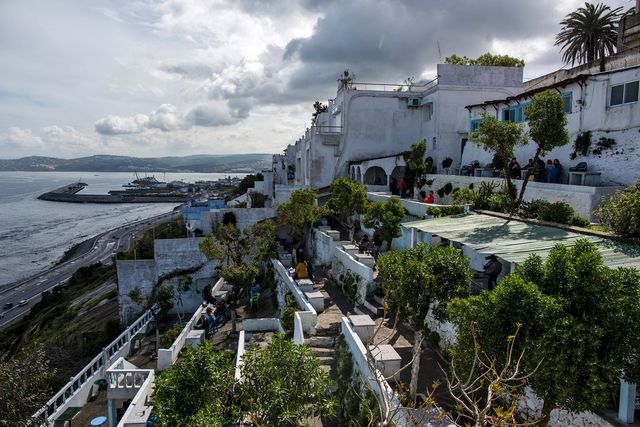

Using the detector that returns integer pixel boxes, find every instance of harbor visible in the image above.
[37,175,241,204]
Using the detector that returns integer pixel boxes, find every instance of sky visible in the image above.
[0,0,634,159]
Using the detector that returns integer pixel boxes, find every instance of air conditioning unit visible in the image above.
[407,98,421,107]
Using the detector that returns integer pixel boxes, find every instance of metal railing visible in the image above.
[343,77,438,93]
[33,308,154,422]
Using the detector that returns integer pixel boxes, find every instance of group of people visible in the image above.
[357,234,382,258]
[202,298,230,337]
[512,158,563,183]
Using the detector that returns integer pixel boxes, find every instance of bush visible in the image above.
[426,207,442,217]
[595,179,640,237]
[488,194,512,213]
[539,202,574,225]
[570,215,591,228]
[518,199,552,219]
[453,188,476,205]
[441,205,465,216]
[222,211,236,226]
[162,326,182,348]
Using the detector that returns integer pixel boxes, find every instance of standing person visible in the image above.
[482,255,503,291]
[423,190,435,204]
[389,176,397,195]
[294,259,308,280]
[533,158,546,182]
[397,177,407,198]
[508,158,521,179]
[548,159,563,184]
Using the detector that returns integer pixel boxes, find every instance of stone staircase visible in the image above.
[354,294,385,318]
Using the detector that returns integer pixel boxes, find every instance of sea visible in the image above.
[0,171,243,288]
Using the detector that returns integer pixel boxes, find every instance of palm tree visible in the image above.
[555,2,623,71]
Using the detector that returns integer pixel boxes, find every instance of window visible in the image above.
[502,103,530,123]
[470,118,482,132]
[610,81,639,106]
[423,103,433,121]
[562,92,572,114]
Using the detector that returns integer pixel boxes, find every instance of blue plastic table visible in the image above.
[90,416,107,426]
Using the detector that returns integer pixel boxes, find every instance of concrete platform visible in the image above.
[348,314,376,343]
[368,344,402,379]
[305,291,325,313]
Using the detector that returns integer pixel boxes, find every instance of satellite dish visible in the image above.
[186,222,194,232]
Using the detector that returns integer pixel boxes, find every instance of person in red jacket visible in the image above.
[397,177,407,198]
[424,190,435,204]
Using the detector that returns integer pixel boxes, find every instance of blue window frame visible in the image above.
[470,118,483,132]
[502,91,572,122]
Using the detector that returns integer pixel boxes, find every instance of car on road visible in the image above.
[18,299,28,307]
[2,303,13,310]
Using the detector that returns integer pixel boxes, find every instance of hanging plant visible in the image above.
[442,157,453,168]
[571,131,591,160]
[444,183,453,195]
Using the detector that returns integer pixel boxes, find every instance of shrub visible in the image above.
[453,188,476,205]
[426,207,442,217]
[518,199,552,219]
[441,205,465,216]
[162,326,182,349]
[539,202,574,224]
[595,179,640,237]
[222,211,236,226]
[570,215,591,228]
[571,131,591,160]
[488,194,512,213]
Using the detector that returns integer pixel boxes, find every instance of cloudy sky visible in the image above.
[0,0,633,159]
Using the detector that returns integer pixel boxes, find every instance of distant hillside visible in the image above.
[0,154,272,173]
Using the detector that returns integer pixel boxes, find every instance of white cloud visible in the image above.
[94,114,150,135]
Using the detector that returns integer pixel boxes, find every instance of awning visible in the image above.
[403,213,640,269]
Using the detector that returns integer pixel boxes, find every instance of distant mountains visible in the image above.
[0,154,272,173]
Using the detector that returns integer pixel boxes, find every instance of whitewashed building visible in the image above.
[465,63,640,186]
[284,64,524,190]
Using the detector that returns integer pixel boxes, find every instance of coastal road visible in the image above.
[0,209,181,329]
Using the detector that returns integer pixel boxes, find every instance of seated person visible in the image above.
[358,234,370,253]
[293,259,308,280]
[423,190,435,204]
[480,255,503,291]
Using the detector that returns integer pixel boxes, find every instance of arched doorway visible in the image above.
[363,166,388,186]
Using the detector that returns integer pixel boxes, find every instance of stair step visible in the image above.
[319,364,332,374]
[317,356,334,365]
[306,336,335,348]
[364,298,384,317]
[311,348,335,358]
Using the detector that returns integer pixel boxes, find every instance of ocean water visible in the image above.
[0,171,241,287]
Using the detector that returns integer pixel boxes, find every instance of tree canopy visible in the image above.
[239,334,335,426]
[445,53,525,67]
[0,344,56,426]
[402,139,431,194]
[377,243,471,399]
[327,177,367,240]
[277,188,325,251]
[152,336,335,427]
[555,2,623,70]
[470,112,527,209]
[448,239,640,417]
[362,196,405,250]
[516,89,569,207]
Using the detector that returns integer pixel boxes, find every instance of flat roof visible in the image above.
[403,213,640,269]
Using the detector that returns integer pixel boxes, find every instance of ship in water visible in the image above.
[123,173,167,189]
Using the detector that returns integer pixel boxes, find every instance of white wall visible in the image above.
[467,67,640,186]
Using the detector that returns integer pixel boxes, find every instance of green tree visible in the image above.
[311,101,328,122]
[327,177,367,241]
[152,342,236,426]
[555,2,623,71]
[449,240,640,419]
[516,90,569,207]
[200,221,276,332]
[239,334,335,426]
[470,112,527,210]
[445,53,525,67]
[0,344,56,426]
[362,196,405,250]
[377,244,471,399]
[594,178,640,237]
[277,188,324,256]
[402,139,431,197]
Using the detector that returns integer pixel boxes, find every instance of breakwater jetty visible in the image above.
[38,182,191,203]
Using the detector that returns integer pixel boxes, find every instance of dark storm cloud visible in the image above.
[285,0,569,85]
